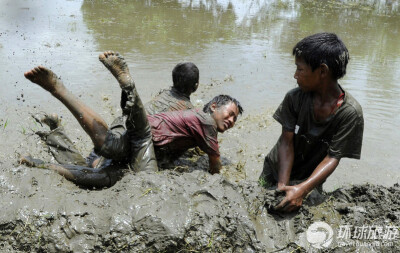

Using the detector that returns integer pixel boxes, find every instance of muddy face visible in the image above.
[210,102,239,133]
[294,57,322,92]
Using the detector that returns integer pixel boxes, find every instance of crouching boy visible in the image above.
[259,33,364,212]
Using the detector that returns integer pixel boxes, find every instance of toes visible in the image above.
[24,68,38,79]
[34,67,42,73]
[37,66,47,73]
[99,53,106,61]
[24,71,32,78]
[99,51,115,60]
[106,51,115,57]
[36,66,54,77]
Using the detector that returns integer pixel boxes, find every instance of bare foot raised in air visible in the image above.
[99,51,134,89]
[24,66,65,94]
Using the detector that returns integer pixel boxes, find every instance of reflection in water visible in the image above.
[81,0,303,55]
[330,0,399,15]
[81,0,400,63]
[81,0,237,55]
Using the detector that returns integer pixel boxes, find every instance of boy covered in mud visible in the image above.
[35,61,200,171]
[259,33,364,212]
[144,62,199,114]
[103,61,200,168]
[22,51,243,188]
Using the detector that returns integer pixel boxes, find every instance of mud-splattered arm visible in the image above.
[277,128,294,189]
[208,154,221,174]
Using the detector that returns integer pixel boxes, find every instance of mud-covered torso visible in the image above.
[266,87,364,180]
[147,109,219,162]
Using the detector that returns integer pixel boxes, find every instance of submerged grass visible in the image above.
[20,126,26,135]
[3,118,8,129]
[207,232,214,248]
[140,187,160,198]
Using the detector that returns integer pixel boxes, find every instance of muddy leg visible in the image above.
[99,51,147,134]
[99,51,158,172]
[32,113,87,165]
[20,155,113,188]
[38,127,88,166]
[24,66,108,150]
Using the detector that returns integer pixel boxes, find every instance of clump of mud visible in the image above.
[0,167,399,252]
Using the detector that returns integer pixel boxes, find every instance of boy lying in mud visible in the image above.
[21,51,243,188]
[260,33,364,212]
[24,60,200,177]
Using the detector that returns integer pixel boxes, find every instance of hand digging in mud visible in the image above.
[274,185,305,213]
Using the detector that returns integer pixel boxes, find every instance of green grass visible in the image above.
[258,177,267,188]
[3,119,8,129]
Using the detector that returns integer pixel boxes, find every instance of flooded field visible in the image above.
[1,0,400,252]
[1,0,399,187]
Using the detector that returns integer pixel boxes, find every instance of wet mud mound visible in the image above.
[0,168,399,252]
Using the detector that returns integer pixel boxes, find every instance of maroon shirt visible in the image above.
[147,109,220,159]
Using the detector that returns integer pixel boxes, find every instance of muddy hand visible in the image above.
[274,185,305,213]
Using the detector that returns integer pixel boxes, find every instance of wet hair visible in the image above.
[203,94,244,115]
[172,62,199,94]
[292,32,349,79]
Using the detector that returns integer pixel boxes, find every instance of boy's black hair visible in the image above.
[172,62,199,94]
[203,95,244,115]
[293,32,349,79]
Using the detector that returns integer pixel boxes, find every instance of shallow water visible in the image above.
[0,0,399,187]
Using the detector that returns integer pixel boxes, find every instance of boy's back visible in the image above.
[145,87,194,115]
[148,109,219,161]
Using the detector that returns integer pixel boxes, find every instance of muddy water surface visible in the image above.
[1,0,399,188]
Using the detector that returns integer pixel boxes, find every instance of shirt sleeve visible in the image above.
[273,90,298,132]
[328,110,364,159]
[196,122,220,156]
[189,117,220,156]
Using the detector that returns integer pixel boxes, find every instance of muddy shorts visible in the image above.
[97,86,158,172]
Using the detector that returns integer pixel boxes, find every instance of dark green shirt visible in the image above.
[265,86,364,181]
